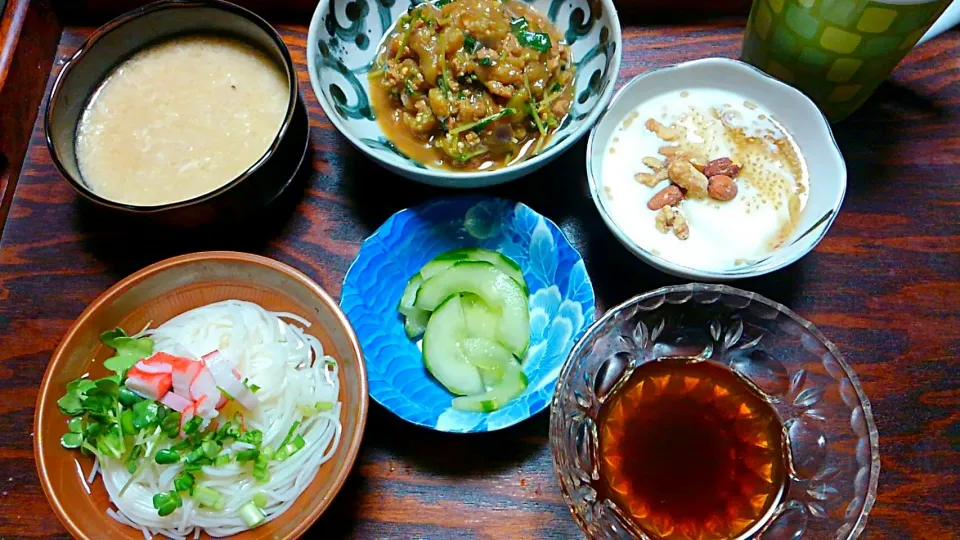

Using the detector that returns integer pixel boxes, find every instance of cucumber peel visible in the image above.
[452,358,528,412]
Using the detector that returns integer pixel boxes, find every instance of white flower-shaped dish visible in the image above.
[307,0,622,188]
[587,58,847,281]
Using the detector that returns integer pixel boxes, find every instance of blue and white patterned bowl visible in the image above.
[341,197,596,432]
[306,0,622,188]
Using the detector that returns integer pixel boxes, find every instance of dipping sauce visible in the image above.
[601,89,809,271]
[76,35,289,206]
[368,0,574,171]
[597,358,788,539]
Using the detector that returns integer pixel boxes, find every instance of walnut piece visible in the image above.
[672,211,690,240]
[642,156,665,170]
[668,160,709,197]
[655,206,676,233]
[634,167,668,187]
[645,118,684,141]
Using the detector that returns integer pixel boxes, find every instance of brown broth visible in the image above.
[597,358,788,539]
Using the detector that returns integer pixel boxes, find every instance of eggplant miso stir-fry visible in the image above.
[369,0,575,170]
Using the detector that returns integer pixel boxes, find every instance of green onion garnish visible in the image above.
[239,501,266,527]
[253,492,268,509]
[173,471,195,494]
[236,448,260,463]
[194,486,225,511]
[154,448,180,465]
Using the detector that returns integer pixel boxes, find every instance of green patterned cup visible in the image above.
[742,0,952,122]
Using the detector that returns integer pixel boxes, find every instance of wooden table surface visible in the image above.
[0,14,957,540]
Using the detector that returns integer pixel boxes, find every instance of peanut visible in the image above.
[647,185,684,210]
[668,159,709,197]
[708,175,738,201]
[704,157,741,178]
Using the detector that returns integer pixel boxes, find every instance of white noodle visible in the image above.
[87,456,100,485]
[94,300,342,539]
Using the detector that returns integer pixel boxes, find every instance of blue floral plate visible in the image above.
[341,197,595,433]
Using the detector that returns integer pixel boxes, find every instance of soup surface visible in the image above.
[76,35,289,206]
[369,0,575,171]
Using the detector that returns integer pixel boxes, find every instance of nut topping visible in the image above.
[647,185,684,210]
[707,175,738,201]
[704,157,741,178]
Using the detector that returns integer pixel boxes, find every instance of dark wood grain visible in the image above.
[0,7,958,540]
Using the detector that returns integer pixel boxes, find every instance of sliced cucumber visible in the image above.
[461,294,499,341]
[460,337,514,386]
[403,311,429,339]
[422,296,484,396]
[415,261,530,357]
[420,248,528,294]
[399,274,426,316]
[452,358,528,412]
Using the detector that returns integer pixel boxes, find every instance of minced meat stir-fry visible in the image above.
[369,0,575,170]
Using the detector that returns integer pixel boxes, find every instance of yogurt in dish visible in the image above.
[600,88,809,272]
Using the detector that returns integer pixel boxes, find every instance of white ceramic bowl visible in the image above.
[586,58,847,281]
[307,0,622,188]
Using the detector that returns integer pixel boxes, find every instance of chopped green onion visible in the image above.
[450,108,515,135]
[194,486,225,511]
[550,81,562,92]
[184,446,207,464]
[252,467,270,483]
[509,16,552,53]
[236,449,260,463]
[314,401,334,412]
[155,448,180,465]
[152,490,182,517]
[277,435,306,461]
[173,471,195,494]
[217,386,235,401]
[214,454,231,467]
[201,440,221,460]
[261,446,276,460]
[280,422,300,448]
[253,492,268,509]
[238,501,266,527]
[405,79,418,96]
[183,416,203,435]
[239,429,263,447]
[477,57,493,67]
[160,411,181,438]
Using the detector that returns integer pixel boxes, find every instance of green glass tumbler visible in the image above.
[742,0,952,122]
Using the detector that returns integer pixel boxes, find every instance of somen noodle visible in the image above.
[91,300,342,539]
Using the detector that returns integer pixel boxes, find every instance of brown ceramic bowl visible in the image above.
[33,251,368,539]
[45,0,308,227]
